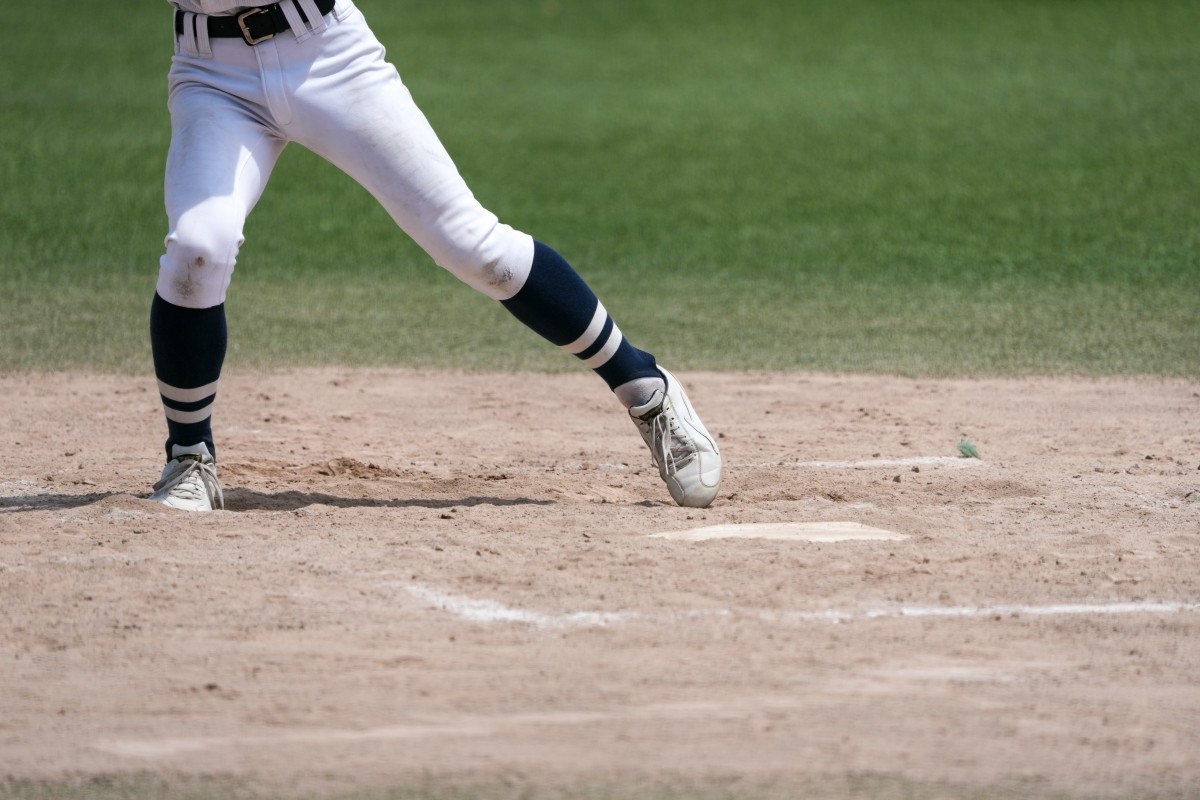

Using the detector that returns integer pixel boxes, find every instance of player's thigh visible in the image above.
[164,84,283,233]
[159,85,285,306]
[288,23,532,297]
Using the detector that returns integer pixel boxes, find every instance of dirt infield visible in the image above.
[2,369,1199,798]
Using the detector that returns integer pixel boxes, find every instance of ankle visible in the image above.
[614,375,666,410]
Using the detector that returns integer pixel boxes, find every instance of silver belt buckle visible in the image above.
[237,8,274,45]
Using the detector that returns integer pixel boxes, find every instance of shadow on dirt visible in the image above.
[223,488,555,512]
[0,491,554,514]
[0,492,118,512]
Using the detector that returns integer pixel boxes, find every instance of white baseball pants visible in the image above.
[159,0,535,309]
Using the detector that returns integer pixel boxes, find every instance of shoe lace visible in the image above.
[153,455,225,509]
[642,404,695,476]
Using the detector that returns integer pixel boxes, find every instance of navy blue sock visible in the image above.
[501,242,660,389]
[150,293,226,461]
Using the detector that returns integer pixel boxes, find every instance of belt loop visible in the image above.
[179,12,201,57]
[278,0,311,42]
[173,0,337,48]
[195,13,213,57]
[297,0,330,35]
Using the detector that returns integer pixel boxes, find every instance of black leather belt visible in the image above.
[174,0,337,46]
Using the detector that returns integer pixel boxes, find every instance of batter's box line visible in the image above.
[403,456,986,473]
[778,600,1200,623]
[406,584,1200,630]
[748,456,987,470]
[406,583,632,629]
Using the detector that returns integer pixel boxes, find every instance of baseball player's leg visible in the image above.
[285,13,721,505]
[285,13,654,384]
[499,241,660,396]
[492,242,720,506]
[150,83,285,510]
[283,11,531,299]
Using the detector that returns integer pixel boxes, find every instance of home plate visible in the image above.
[650,521,909,542]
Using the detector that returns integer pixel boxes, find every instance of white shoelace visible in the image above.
[642,404,696,476]
[153,456,224,509]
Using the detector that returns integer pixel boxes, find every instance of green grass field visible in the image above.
[2,0,1197,376]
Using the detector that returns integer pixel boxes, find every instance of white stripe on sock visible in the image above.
[582,326,624,369]
[164,402,214,425]
[158,379,219,404]
[561,303,608,355]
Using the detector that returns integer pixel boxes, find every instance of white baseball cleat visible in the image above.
[629,368,722,508]
[149,442,224,512]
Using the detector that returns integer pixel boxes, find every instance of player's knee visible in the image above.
[157,220,242,308]
[434,224,534,301]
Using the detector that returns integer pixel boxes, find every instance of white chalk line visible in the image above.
[92,592,1200,761]
[407,584,1200,630]
[406,583,632,629]
[399,455,983,473]
[779,601,1200,624]
[784,456,984,470]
